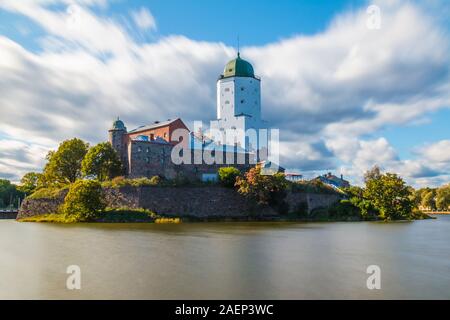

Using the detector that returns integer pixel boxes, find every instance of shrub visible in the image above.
[328,200,360,218]
[218,167,241,188]
[62,180,105,222]
[149,175,162,185]
[291,180,337,194]
[102,176,162,188]
[235,167,288,208]
[110,176,128,187]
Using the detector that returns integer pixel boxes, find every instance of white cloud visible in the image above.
[0,0,449,186]
[420,140,450,163]
[131,8,156,31]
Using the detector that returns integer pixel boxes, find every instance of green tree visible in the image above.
[364,165,382,183]
[81,142,122,181]
[436,184,450,211]
[62,180,105,222]
[43,138,89,185]
[364,171,413,220]
[343,186,378,219]
[421,190,436,210]
[17,172,42,195]
[0,179,23,208]
[235,167,288,210]
[218,166,240,188]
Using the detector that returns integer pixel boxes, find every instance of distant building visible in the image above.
[315,172,350,189]
[284,173,303,182]
[256,160,285,176]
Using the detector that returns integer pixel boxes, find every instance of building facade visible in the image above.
[210,53,267,153]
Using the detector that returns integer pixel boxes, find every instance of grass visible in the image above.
[18,213,77,223]
[97,208,156,222]
[27,186,68,199]
[155,217,182,224]
[18,208,185,223]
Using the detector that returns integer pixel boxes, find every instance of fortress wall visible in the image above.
[18,186,341,219]
[17,191,67,219]
[286,192,343,214]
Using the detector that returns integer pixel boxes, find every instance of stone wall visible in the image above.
[18,186,342,219]
[18,190,67,219]
[286,192,343,214]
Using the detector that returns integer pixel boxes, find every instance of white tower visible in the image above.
[210,53,266,152]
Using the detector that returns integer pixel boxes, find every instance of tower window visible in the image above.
[241,99,245,104]
[225,88,230,92]
[241,87,244,91]
[225,100,230,104]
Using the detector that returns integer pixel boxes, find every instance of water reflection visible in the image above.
[0,216,449,299]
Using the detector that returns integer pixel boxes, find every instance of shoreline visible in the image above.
[16,212,434,224]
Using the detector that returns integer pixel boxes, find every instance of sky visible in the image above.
[0,0,449,187]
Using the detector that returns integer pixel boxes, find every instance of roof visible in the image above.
[111,117,126,130]
[131,136,171,145]
[258,160,285,174]
[222,53,255,78]
[189,133,250,153]
[128,118,182,134]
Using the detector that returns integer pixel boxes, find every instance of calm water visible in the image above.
[0,216,449,299]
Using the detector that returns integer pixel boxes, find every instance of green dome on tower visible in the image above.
[222,53,255,78]
[111,117,126,131]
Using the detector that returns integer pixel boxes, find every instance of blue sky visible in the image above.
[0,0,449,186]
[1,0,365,50]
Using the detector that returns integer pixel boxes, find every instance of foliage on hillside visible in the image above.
[0,179,23,208]
[62,180,105,222]
[218,167,241,188]
[413,184,450,211]
[101,176,162,188]
[81,142,123,181]
[236,167,289,213]
[41,138,89,186]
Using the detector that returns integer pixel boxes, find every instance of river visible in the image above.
[0,215,449,299]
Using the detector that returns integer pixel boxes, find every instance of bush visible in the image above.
[62,180,105,222]
[328,200,361,218]
[149,175,162,185]
[291,180,337,194]
[218,167,241,188]
[235,167,288,208]
[102,176,162,188]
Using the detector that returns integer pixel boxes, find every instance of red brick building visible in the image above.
[108,117,252,181]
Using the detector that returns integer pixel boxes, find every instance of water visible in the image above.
[0,216,449,299]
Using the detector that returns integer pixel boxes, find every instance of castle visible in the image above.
[108,53,269,181]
